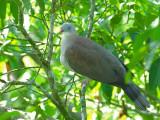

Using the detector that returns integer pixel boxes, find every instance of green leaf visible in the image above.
[22,0,32,11]
[76,1,89,16]
[0,40,11,50]
[127,29,139,41]
[133,33,144,51]
[134,12,145,29]
[0,0,6,19]
[36,0,45,14]
[29,21,46,40]
[45,104,55,116]
[148,26,160,41]
[26,106,36,112]
[9,0,19,24]
[141,113,154,120]
[36,106,47,118]
[0,111,21,120]
[110,14,122,28]
[0,56,8,62]
[8,56,24,79]
[129,32,148,68]
[145,41,160,70]
[35,75,46,85]
[100,83,113,103]
[0,0,7,27]
[148,58,160,95]
[109,0,118,5]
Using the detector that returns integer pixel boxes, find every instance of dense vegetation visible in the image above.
[0,0,160,119]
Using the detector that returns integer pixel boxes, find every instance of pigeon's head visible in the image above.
[60,23,76,33]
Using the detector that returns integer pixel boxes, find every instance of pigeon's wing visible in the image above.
[65,42,121,84]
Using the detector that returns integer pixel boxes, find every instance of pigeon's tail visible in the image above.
[123,83,150,110]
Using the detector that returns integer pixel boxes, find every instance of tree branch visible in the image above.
[0,66,40,76]
[80,0,96,119]
[1,79,160,118]
[86,0,95,38]
[0,24,15,31]
[47,0,55,64]
[80,80,88,120]
[16,3,74,120]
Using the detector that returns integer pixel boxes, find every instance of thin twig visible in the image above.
[109,101,160,117]
[6,36,46,44]
[17,4,74,120]
[0,66,40,76]
[80,80,88,120]
[41,14,49,30]
[86,98,160,117]
[0,79,7,83]
[86,0,95,38]
[80,0,96,120]
[47,0,55,64]
[65,74,76,105]
[1,79,159,117]
[44,0,56,91]
[0,24,15,31]
[1,86,26,94]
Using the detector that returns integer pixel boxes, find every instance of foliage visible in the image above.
[0,0,160,119]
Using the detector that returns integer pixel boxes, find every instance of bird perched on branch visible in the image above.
[60,23,150,110]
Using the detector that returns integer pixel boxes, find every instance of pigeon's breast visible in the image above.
[60,33,76,69]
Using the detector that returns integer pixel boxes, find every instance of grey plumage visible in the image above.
[60,23,150,110]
